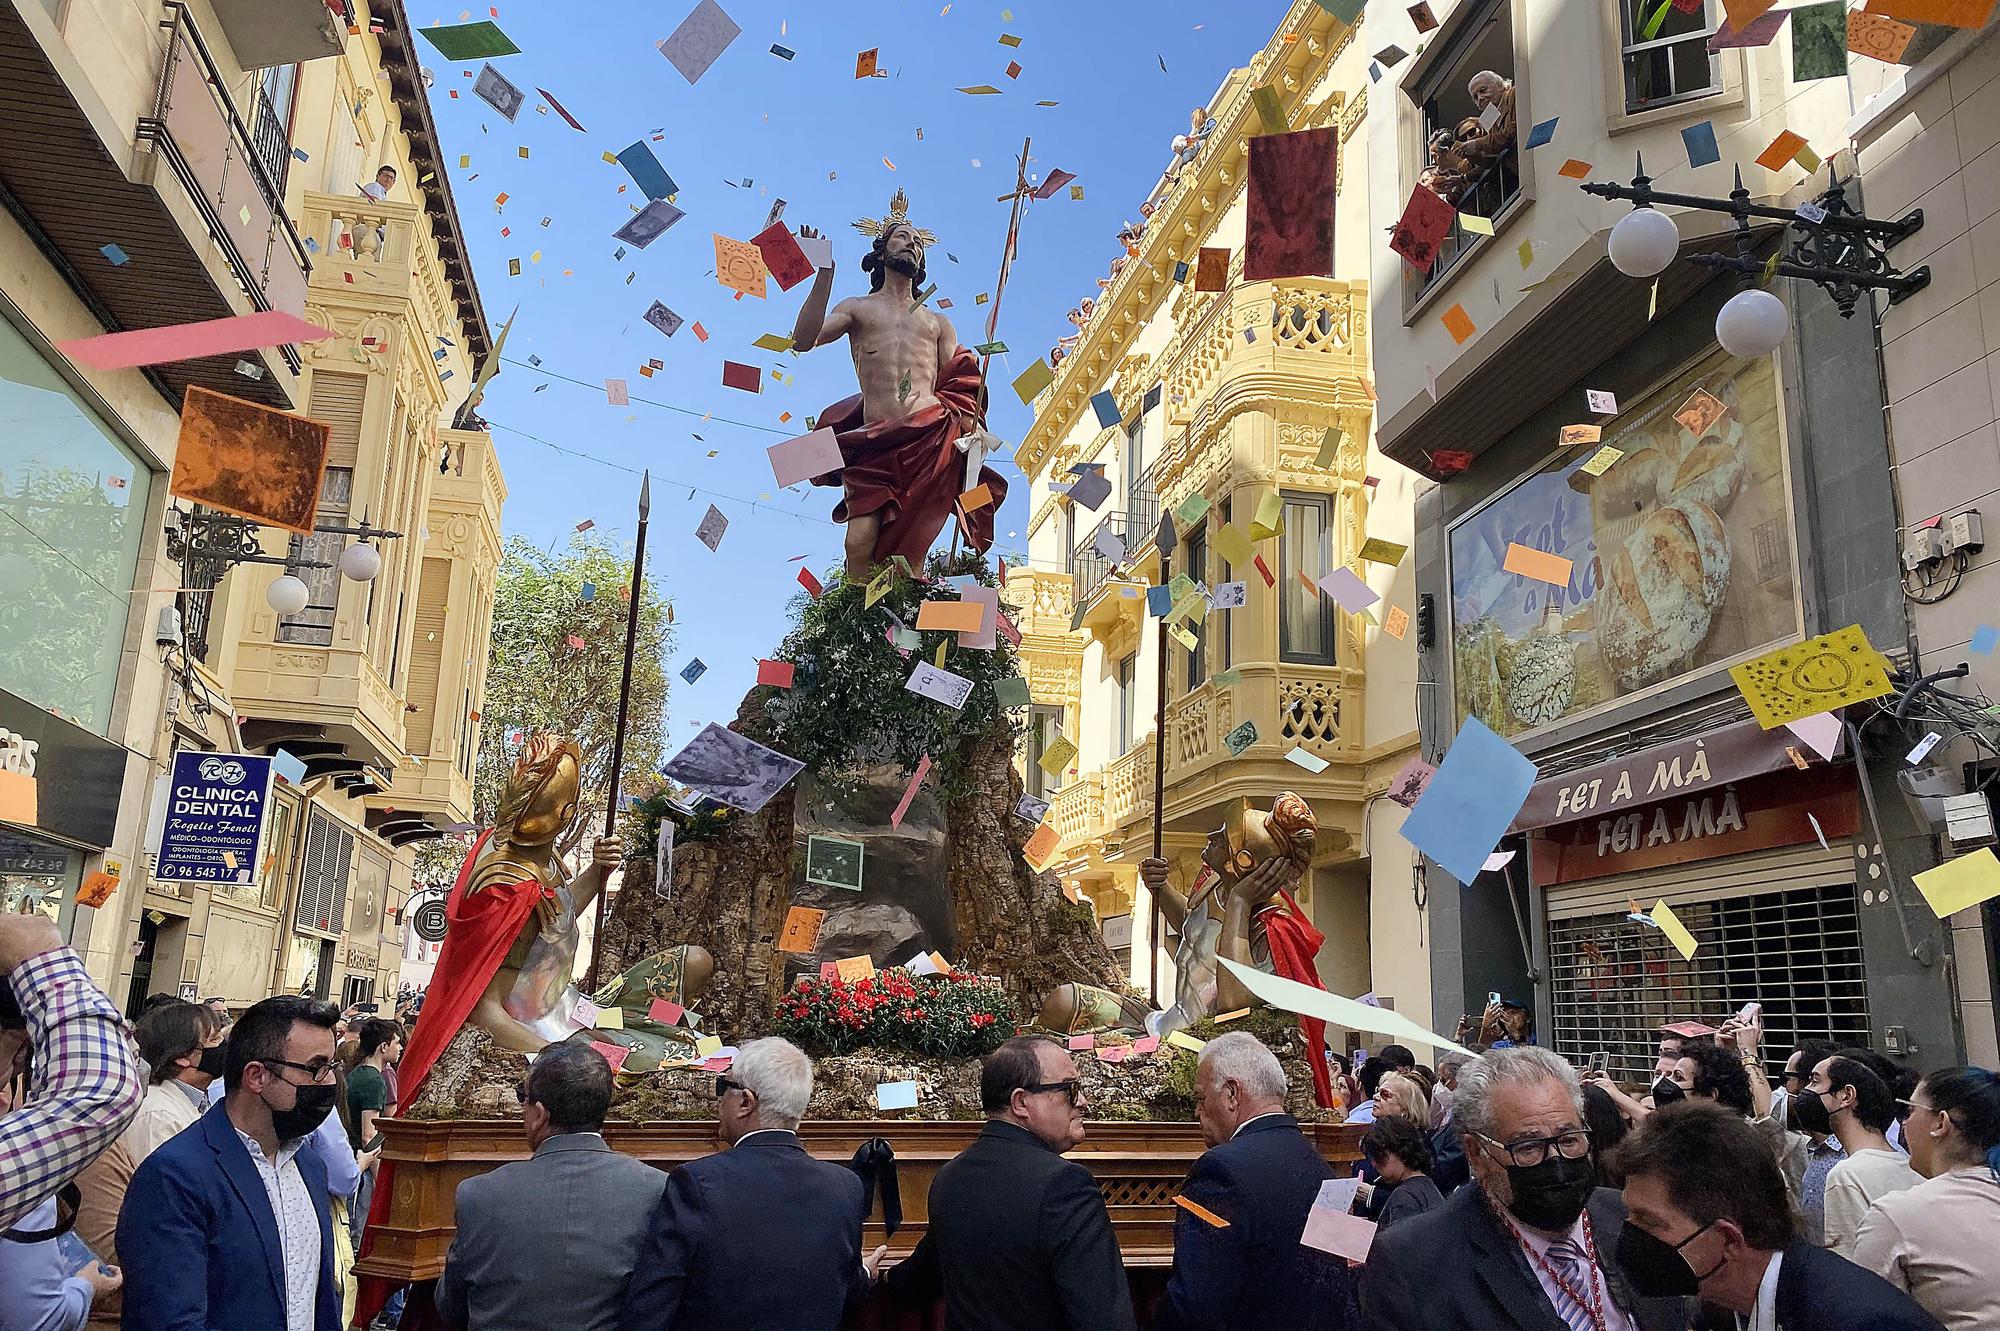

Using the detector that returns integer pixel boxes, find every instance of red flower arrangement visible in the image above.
[776,967,1014,1059]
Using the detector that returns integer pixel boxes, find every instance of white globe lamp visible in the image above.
[338,542,382,581]
[1715,288,1789,358]
[266,573,310,616]
[1608,207,1680,279]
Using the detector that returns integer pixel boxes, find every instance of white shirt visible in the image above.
[1822,1147,1922,1257]
[1233,1112,1286,1138]
[124,1080,205,1161]
[232,1126,322,1331]
[732,1128,799,1148]
[1738,1248,1782,1331]
[361,181,387,201]
[1513,1214,1642,1331]
[1851,1166,2000,1331]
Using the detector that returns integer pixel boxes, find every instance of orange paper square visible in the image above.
[1756,131,1808,172]
[1441,303,1476,344]
[1384,604,1410,641]
[1721,0,1781,32]
[713,234,769,298]
[77,870,118,910]
[1557,159,1593,180]
[916,599,986,632]
[0,770,37,826]
[958,482,995,512]
[778,905,825,954]
[835,954,875,982]
[1024,823,1060,866]
[1503,543,1574,585]
[1864,0,1995,26]
[1847,9,1917,59]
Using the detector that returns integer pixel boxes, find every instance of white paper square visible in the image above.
[905,661,973,710]
[1585,388,1618,414]
[1209,581,1247,610]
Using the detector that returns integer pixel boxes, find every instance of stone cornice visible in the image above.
[1016,0,1358,479]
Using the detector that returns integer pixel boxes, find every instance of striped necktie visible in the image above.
[1541,1237,1600,1331]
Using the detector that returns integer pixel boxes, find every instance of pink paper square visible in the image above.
[588,1040,631,1073]
[1300,1207,1376,1261]
[1068,1033,1097,1051]
[648,997,686,1025]
[1131,1035,1160,1055]
[1784,712,1843,762]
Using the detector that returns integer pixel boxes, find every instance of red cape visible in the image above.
[1259,890,1337,1109]
[358,831,546,1322]
[813,346,1009,565]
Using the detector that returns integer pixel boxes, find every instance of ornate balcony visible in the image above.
[1052,774,1105,848]
[301,191,423,303]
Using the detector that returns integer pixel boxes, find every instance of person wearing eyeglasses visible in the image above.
[883,1035,1137,1331]
[437,1041,665,1331]
[117,994,344,1331]
[1362,1046,1690,1331]
[618,1037,878,1331]
[1610,1101,1940,1331]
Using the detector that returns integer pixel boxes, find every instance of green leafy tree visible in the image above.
[474,534,673,863]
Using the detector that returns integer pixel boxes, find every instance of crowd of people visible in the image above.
[5,909,1997,1330]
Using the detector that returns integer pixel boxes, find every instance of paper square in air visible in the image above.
[1316,567,1380,613]
[1066,469,1113,511]
[1785,711,1844,761]
[1023,823,1060,866]
[752,221,815,291]
[1301,1199,1376,1261]
[906,660,973,710]
[768,427,843,488]
[1729,625,1892,729]
[1523,117,1558,150]
[695,504,728,550]
[721,361,761,392]
[418,20,521,60]
[616,141,678,201]
[1399,717,1536,883]
[1209,581,1248,610]
[1912,848,2000,918]
[1222,720,1259,757]
[1682,121,1721,167]
[613,200,685,250]
[643,301,684,338]
[1358,537,1407,566]
[473,63,525,120]
[660,0,741,84]
[806,835,865,891]
[659,723,805,814]
[1708,8,1789,47]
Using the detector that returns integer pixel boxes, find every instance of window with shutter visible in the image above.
[280,372,368,645]
[404,558,453,754]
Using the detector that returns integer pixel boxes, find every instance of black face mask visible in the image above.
[264,1082,337,1143]
[1616,1219,1721,1298]
[198,1044,228,1079]
[1790,1088,1833,1136]
[1502,1152,1597,1231]
[1650,1076,1686,1107]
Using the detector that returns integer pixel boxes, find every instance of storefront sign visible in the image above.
[1511,718,1836,831]
[1529,765,1858,885]
[156,751,274,885]
[0,687,125,848]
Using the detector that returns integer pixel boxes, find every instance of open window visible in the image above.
[1620,0,1720,113]
[1410,0,1521,302]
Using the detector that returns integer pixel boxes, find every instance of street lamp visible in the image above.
[1584,155,1931,355]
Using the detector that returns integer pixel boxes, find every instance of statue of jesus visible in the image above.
[791,190,1009,581]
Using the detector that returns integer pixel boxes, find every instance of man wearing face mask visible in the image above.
[118,994,343,1331]
[1798,1055,1921,1258]
[1610,1102,1940,1330]
[1362,1046,1689,1331]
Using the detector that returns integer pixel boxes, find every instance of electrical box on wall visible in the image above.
[1904,527,1945,570]
[1939,509,1984,557]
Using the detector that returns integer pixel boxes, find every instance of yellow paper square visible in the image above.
[1912,848,2000,918]
[1359,537,1408,566]
[865,568,895,608]
[1728,626,1894,729]
[1578,445,1625,477]
[1650,900,1699,960]
[1169,623,1198,651]
[1167,1030,1208,1053]
[752,333,794,352]
[1038,734,1077,778]
[1459,212,1495,236]
[835,955,875,982]
[694,1034,724,1057]
[1249,490,1285,540]
[1213,523,1255,567]
[594,1007,625,1030]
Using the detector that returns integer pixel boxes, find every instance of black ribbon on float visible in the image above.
[849,1136,902,1237]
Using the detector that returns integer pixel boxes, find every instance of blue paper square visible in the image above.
[1681,121,1720,168]
[1173,260,1190,283]
[1090,390,1122,428]
[876,1080,919,1111]
[1398,717,1537,884]
[1524,117,1558,150]
[680,658,708,684]
[270,749,308,787]
[580,581,597,602]
[99,244,129,266]
[616,141,679,201]
[1973,625,1999,655]
[1147,586,1173,617]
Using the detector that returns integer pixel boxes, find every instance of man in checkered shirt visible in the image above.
[1,914,144,1230]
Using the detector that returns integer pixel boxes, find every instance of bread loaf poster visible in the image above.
[1448,348,1798,739]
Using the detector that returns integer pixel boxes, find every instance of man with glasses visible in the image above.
[1363,1046,1689,1331]
[118,994,344,1331]
[438,1041,664,1331]
[621,1037,876,1331]
[883,1035,1137,1331]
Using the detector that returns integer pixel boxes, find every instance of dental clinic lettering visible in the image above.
[1553,738,1715,819]
[1593,786,1745,857]
[155,751,274,884]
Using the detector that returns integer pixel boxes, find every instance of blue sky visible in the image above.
[417,0,1287,741]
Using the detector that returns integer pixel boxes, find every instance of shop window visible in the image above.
[0,315,153,735]
[214,794,292,912]
[341,973,375,1010]
[1410,0,1521,301]
[1280,493,1337,666]
[1548,881,1869,1087]
[1621,0,1720,114]
[1447,344,1800,739]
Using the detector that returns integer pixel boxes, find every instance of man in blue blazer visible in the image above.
[1154,1032,1358,1331]
[1612,1102,1941,1330]
[619,1037,881,1331]
[119,994,343,1331]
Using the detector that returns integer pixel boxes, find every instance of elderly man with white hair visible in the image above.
[620,1038,881,1331]
[1153,1032,1360,1331]
[1362,1046,1691,1331]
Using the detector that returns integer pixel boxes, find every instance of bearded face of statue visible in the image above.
[512,752,581,845]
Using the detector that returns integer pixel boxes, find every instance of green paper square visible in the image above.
[806,835,865,891]
[1790,2,1848,81]
[417,21,521,61]
[993,676,1032,708]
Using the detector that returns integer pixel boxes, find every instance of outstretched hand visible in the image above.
[1227,856,1299,909]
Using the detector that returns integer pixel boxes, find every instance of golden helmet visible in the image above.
[1222,792,1318,877]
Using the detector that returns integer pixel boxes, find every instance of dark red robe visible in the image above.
[1258,889,1337,1109]
[813,346,1008,566]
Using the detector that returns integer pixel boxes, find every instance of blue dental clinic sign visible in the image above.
[155,752,274,885]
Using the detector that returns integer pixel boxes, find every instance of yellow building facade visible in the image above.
[0,0,500,1013]
[1006,2,1433,1030]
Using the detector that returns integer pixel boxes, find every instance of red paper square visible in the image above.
[798,566,823,598]
[1390,185,1457,272]
[1245,127,1338,281]
[588,1040,630,1073]
[751,221,815,292]
[721,360,761,392]
[757,659,796,688]
[692,322,709,342]
[647,997,685,1025]
[1253,554,1276,587]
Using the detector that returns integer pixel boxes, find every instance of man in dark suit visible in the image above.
[118,994,343,1331]
[1153,1032,1357,1331]
[1611,1101,1941,1330]
[438,1041,666,1330]
[620,1037,879,1331]
[884,1035,1137,1331]
[1363,1046,1687,1331]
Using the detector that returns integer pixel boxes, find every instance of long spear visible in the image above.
[950,137,1035,556]
[1150,511,1175,1009]
[584,469,650,991]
